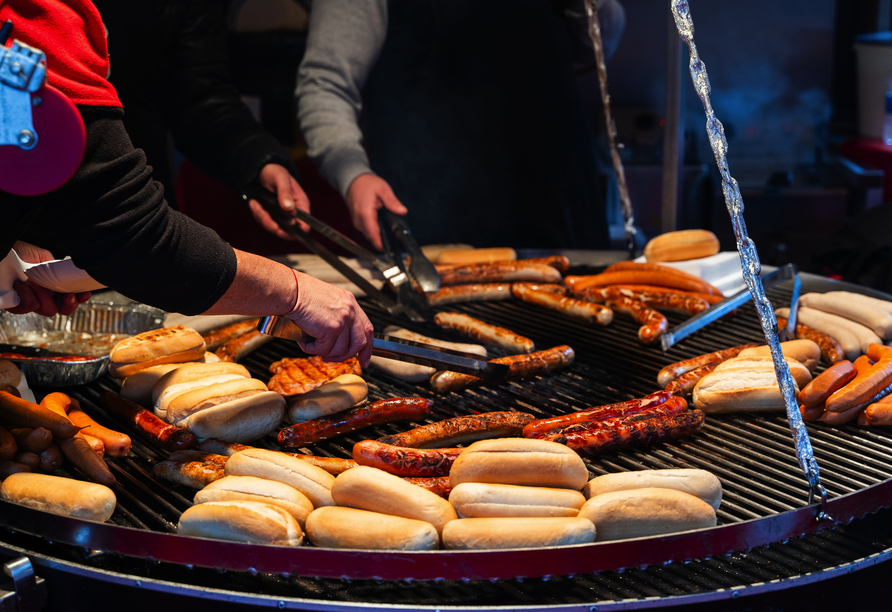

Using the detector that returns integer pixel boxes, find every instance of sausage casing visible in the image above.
[99,390,195,452]
[430,345,575,393]
[434,312,535,354]
[523,391,674,439]
[377,411,535,448]
[511,283,613,326]
[798,360,856,408]
[352,440,463,477]
[656,343,761,389]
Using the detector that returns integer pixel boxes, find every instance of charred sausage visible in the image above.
[352,440,463,477]
[523,391,674,439]
[99,390,195,452]
[511,284,613,326]
[430,345,575,393]
[377,411,536,448]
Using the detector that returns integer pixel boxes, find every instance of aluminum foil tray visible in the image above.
[0,301,165,387]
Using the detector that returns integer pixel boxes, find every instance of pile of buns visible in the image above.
[176,440,722,550]
[692,340,820,413]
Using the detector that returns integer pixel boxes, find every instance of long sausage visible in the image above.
[436,261,562,286]
[57,436,116,486]
[10,427,52,453]
[429,345,575,393]
[824,357,892,413]
[551,397,689,436]
[564,270,721,297]
[511,283,613,326]
[579,285,712,316]
[434,312,535,354]
[656,343,761,389]
[277,397,433,449]
[98,390,195,452]
[577,284,724,306]
[425,283,513,306]
[201,318,260,351]
[68,404,132,458]
[285,454,358,475]
[665,364,718,397]
[602,262,724,295]
[215,329,274,363]
[798,360,856,408]
[352,440,463,477]
[541,410,705,456]
[602,294,666,344]
[776,316,845,364]
[522,391,674,439]
[377,411,535,448]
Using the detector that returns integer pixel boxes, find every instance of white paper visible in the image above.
[0,249,106,309]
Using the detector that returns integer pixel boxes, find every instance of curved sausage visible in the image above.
[425,283,513,306]
[665,364,718,397]
[352,440,463,477]
[776,316,845,364]
[201,318,260,351]
[429,345,575,393]
[564,270,720,297]
[602,262,724,295]
[434,312,535,354]
[511,284,613,326]
[825,357,892,413]
[800,403,825,422]
[603,294,666,344]
[98,390,196,452]
[377,411,536,448]
[277,397,433,449]
[436,261,562,286]
[12,451,40,471]
[657,343,761,389]
[215,329,274,363]
[522,391,674,439]
[553,397,689,436]
[68,405,132,458]
[798,360,856,408]
[858,395,892,426]
[799,293,892,339]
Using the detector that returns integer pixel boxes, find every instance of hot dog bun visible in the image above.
[151,362,251,405]
[178,391,286,443]
[448,482,586,518]
[449,438,589,490]
[305,506,439,550]
[331,465,457,534]
[165,378,269,424]
[178,500,303,546]
[579,487,716,541]
[441,517,596,550]
[194,475,313,528]
[120,363,184,405]
[737,340,822,372]
[643,229,720,263]
[154,374,251,420]
[224,448,336,508]
[0,473,116,522]
[582,469,722,510]
[109,326,206,378]
[286,374,368,424]
[693,356,810,413]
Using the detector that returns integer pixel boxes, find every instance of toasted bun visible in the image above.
[331,466,457,534]
[286,374,368,424]
[178,500,303,546]
[578,487,716,541]
[712,356,812,388]
[694,357,810,413]
[644,229,720,263]
[225,448,335,508]
[152,362,250,404]
[194,475,313,528]
[179,391,286,443]
[448,482,585,518]
[738,340,822,372]
[441,517,595,550]
[165,378,268,424]
[449,438,589,490]
[306,506,438,550]
[154,374,249,421]
[0,360,22,389]
[583,469,722,510]
[109,326,206,378]
[120,363,184,405]
[0,473,115,522]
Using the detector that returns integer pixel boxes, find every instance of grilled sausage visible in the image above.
[201,318,260,351]
[197,438,253,456]
[775,316,845,364]
[511,284,613,325]
[152,457,225,489]
[377,411,536,448]
[579,285,713,316]
[858,395,892,426]
[436,261,562,286]
[215,329,274,363]
[656,343,761,389]
[352,440,463,477]
[825,357,892,413]
[434,312,535,354]
[551,397,689,436]
[12,451,40,471]
[57,436,116,486]
[664,364,719,397]
[277,397,433,449]
[285,454,358,475]
[798,360,856,409]
[800,403,825,422]
[0,460,30,479]
[430,345,575,393]
[68,405,132,458]
[602,294,666,344]
[564,270,721,297]
[799,293,892,339]
[602,262,724,295]
[98,390,195,452]
[541,409,706,456]
[425,283,513,306]
[523,391,674,439]
[402,476,453,498]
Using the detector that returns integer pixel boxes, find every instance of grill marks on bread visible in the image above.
[268,357,362,396]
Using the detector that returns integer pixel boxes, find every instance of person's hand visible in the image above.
[286,271,374,366]
[5,242,91,317]
[346,174,408,251]
[247,163,311,239]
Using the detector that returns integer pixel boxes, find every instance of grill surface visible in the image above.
[2,272,892,608]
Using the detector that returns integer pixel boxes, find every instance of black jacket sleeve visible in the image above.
[4,107,238,315]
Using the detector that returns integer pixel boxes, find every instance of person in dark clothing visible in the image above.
[1,0,373,365]
[93,0,306,241]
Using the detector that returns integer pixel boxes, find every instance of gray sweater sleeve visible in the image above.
[296,0,388,197]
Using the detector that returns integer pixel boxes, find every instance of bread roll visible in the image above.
[225,448,335,508]
[179,391,286,443]
[0,473,115,522]
[738,340,822,372]
[305,506,438,550]
[286,374,368,423]
[449,438,589,490]
[449,482,585,518]
[694,356,810,413]
[331,465,457,533]
[194,475,313,528]
[582,469,722,510]
[120,363,184,405]
[154,374,249,421]
[643,229,720,263]
[152,362,250,404]
[165,378,269,424]
[178,500,303,546]
[109,326,206,378]
[578,487,716,541]
[441,517,595,550]
[0,360,22,389]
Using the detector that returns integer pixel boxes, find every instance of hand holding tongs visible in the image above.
[243,185,437,322]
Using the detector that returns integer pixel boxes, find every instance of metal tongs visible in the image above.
[257,315,509,381]
[243,185,438,322]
